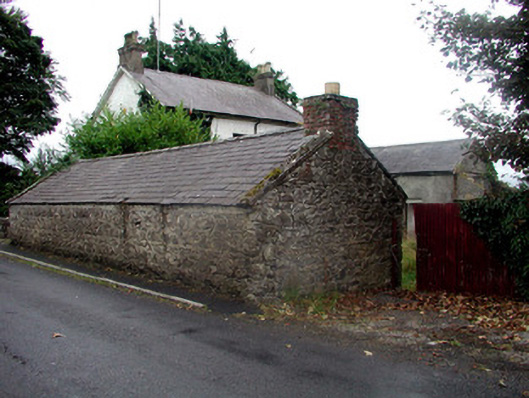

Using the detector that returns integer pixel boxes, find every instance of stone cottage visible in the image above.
[371,140,490,235]
[8,88,406,300]
[95,32,302,140]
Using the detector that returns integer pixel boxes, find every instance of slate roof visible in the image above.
[10,129,308,206]
[131,68,303,124]
[371,139,471,175]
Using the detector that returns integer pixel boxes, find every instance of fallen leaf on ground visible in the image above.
[473,364,491,372]
[364,350,373,356]
[52,333,64,339]
[427,340,449,346]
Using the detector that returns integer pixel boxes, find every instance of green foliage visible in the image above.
[283,289,340,316]
[419,1,528,180]
[142,18,175,73]
[2,97,210,215]
[401,239,417,291]
[25,146,74,177]
[460,188,529,300]
[0,162,24,216]
[141,19,299,107]
[0,6,66,161]
[0,147,72,216]
[66,101,210,159]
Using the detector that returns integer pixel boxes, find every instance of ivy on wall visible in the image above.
[460,188,529,300]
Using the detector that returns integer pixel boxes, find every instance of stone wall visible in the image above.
[250,141,404,297]
[8,204,124,263]
[0,217,8,239]
[8,204,265,297]
[454,152,490,201]
[9,153,404,300]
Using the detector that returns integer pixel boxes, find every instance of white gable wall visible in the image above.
[106,73,142,114]
[103,73,298,140]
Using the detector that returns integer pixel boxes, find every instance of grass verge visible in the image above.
[402,238,417,291]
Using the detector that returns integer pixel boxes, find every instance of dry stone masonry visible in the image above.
[8,88,405,301]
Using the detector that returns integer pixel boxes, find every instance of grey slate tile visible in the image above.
[12,129,307,206]
[371,139,470,175]
[133,69,303,124]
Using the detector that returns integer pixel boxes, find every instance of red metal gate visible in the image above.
[414,203,515,296]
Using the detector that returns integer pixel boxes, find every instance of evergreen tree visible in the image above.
[142,18,174,73]
[142,19,299,107]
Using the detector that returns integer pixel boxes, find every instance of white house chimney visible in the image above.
[254,62,275,96]
[118,31,145,74]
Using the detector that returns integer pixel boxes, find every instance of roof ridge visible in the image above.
[143,68,252,88]
[78,128,306,164]
[371,138,468,150]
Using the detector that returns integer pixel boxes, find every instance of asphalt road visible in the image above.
[0,254,508,398]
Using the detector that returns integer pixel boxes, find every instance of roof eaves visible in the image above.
[199,109,302,126]
[6,167,70,205]
[9,199,249,208]
[392,170,454,177]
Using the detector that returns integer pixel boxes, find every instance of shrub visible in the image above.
[460,188,529,300]
[66,101,210,159]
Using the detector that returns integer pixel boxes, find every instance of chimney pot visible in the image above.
[257,62,272,75]
[325,82,340,95]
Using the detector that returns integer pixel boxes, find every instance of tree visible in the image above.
[0,162,24,216]
[0,6,66,162]
[0,5,67,216]
[0,146,72,216]
[66,100,210,159]
[141,19,300,107]
[419,0,528,180]
[421,1,529,299]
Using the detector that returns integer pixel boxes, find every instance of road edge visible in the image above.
[0,250,206,309]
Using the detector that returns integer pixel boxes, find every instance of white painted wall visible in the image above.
[396,175,454,204]
[212,118,295,140]
[397,171,488,236]
[105,74,298,139]
[106,73,142,114]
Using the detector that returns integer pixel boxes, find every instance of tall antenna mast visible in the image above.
[157,0,161,71]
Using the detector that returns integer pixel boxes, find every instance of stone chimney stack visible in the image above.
[254,62,275,96]
[303,82,359,150]
[118,31,145,74]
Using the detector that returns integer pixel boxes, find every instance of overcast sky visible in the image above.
[9,0,512,152]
